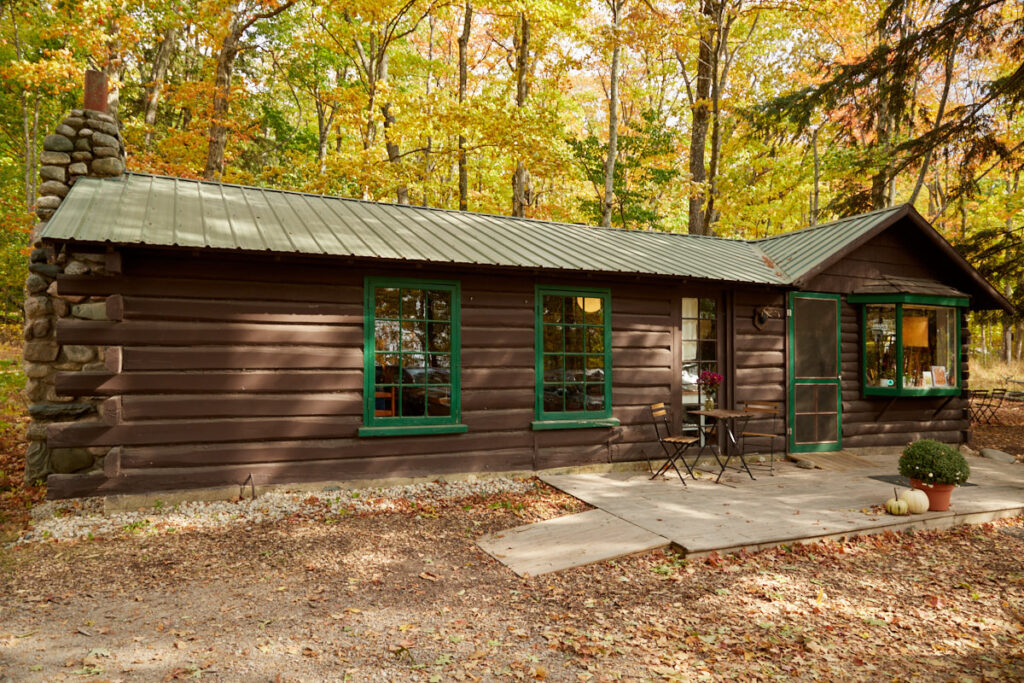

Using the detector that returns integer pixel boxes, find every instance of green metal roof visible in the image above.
[40,174,975,297]
[753,205,908,285]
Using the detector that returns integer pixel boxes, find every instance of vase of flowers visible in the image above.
[897,439,971,511]
[698,370,723,411]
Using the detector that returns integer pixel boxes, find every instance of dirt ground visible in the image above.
[2,482,1024,682]
[1,373,1023,681]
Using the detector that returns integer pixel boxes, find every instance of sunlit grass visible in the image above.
[970,357,1024,389]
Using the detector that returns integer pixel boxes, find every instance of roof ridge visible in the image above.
[752,204,909,243]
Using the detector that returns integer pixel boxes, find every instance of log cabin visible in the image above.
[23,76,1012,499]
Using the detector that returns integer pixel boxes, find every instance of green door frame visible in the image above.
[787,292,842,453]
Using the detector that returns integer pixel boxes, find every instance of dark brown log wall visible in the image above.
[731,287,787,442]
[46,249,676,498]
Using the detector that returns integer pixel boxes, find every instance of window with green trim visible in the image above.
[851,293,965,397]
[362,278,463,434]
[535,287,613,423]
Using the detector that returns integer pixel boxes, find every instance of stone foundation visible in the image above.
[23,97,126,483]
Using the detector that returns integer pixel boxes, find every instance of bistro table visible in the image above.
[688,408,758,482]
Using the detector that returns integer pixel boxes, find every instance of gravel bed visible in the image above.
[16,477,536,544]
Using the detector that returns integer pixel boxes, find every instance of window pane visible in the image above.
[427,386,451,417]
[376,288,400,318]
[585,358,604,382]
[427,322,451,352]
[699,297,716,319]
[429,353,450,369]
[682,362,699,392]
[941,309,957,387]
[586,384,605,411]
[401,321,425,351]
[565,355,584,382]
[401,289,425,319]
[375,320,400,352]
[681,297,698,320]
[375,386,397,416]
[586,327,604,353]
[902,307,936,388]
[700,340,717,362]
[565,326,584,353]
[543,325,563,352]
[427,290,451,321]
[865,305,897,387]
[563,297,579,324]
[583,298,603,325]
[400,386,425,417]
[543,296,562,323]
[699,319,716,340]
[426,366,450,384]
[375,353,399,384]
[544,355,563,382]
[565,384,584,411]
[681,341,697,362]
[543,385,562,412]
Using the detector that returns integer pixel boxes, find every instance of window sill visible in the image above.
[358,424,468,438]
[863,387,960,398]
[531,418,620,431]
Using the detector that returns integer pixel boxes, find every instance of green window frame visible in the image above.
[848,293,967,398]
[360,277,467,437]
[532,285,619,430]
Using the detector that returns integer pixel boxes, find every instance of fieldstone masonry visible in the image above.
[23,97,126,482]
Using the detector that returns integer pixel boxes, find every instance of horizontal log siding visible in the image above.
[807,232,970,449]
[47,251,675,497]
[730,289,786,440]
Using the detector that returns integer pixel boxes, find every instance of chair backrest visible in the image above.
[650,402,671,439]
[742,401,779,414]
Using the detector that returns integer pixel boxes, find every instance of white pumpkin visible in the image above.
[899,489,930,514]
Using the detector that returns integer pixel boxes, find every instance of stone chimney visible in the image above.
[23,70,127,483]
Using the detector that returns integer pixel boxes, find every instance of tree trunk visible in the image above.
[203,1,295,180]
[382,101,409,204]
[511,12,531,217]
[144,27,176,149]
[810,127,820,225]
[687,0,714,235]
[457,1,472,211]
[1015,320,1023,361]
[203,17,243,180]
[909,42,955,205]
[601,0,623,228]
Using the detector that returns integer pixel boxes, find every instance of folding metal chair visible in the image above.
[739,401,781,475]
[972,388,1006,424]
[648,402,699,484]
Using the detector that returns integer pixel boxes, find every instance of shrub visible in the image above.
[898,439,971,486]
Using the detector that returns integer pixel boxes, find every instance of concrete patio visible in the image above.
[478,451,1024,576]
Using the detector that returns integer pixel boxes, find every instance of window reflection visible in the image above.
[372,285,454,420]
[540,293,608,415]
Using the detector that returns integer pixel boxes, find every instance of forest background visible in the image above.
[0,0,1022,361]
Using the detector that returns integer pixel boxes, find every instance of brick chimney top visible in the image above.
[83,70,108,113]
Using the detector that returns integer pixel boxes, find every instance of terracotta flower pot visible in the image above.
[909,478,955,511]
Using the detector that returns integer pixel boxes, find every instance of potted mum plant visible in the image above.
[898,439,971,511]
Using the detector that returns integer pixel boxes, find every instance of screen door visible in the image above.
[788,292,842,452]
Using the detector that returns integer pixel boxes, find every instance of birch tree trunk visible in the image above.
[144,27,177,149]
[687,0,714,235]
[600,0,624,228]
[457,1,472,211]
[511,12,531,218]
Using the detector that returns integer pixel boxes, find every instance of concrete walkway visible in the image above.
[477,452,1024,576]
